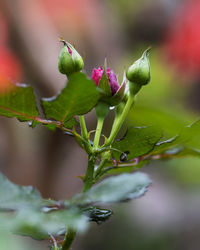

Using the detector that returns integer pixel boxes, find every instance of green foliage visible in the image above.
[0,172,150,240]
[0,173,88,240]
[112,126,162,160]
[71,172,151,204]
[0,82,38,122]
[12,208,87,240]
[1,43,200,249]
[103,160,149,176]
[0,173,42,210]
[42,72,100,128]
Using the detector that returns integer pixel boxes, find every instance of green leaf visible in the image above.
[150,136,178,155]
[0,82,38,121]
[177,120,200,148]
[0,173,43,210]
[71,172,151,204]
[112,126,162,160]
[103,160,149,175]
[12,208,88,240]
[150,120,200,156]
[42,72,100,128]
[0,173,88,240]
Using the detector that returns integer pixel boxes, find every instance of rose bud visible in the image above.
[58,39,84,76]
[126,47,151,86]
[91,66,125,106]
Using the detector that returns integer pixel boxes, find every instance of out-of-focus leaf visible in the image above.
[0,173,88,240]
[0,82,38,121]
[150,120,200,156]
[12,208,88,240]
[42,72,100,128]
[175,147,200,158]
[128,105,193,137]
[71,172,151,205]
[0,173,43,210]
[177,120,200,149]
[112,126,162,160]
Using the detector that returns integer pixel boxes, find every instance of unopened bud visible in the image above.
[58,39,84,76]
[126,47,151,86]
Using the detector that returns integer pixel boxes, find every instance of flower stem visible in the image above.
[79,115,88,140]
[105,96,133,146]
[93,102,110,150]
[61,229,76,250]
[105,83,141,147]
[93,117,104,149]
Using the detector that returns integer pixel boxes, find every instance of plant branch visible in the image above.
[61,229,76,250]
[82,155,97,192]
[94,157,108,180]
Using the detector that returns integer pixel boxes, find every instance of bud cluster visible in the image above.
[58,39,151,105]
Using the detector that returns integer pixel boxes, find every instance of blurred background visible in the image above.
[1,0,200,249]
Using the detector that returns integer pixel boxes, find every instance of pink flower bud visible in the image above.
[91,67,120,95]
[91,67,104,86]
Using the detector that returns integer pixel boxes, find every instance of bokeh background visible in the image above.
[1,0,200,249]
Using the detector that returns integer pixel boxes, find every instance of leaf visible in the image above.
[103,160,149,176]
[150,136,178,155]
[112,126,162,160]
[177,120,200,148]
[0,82,38,121]
[42,72,100,128]
[0,173,88,240]
[150,120,200,156]
[128,104,192,137]
[12,208,88,240]
[71,172,151,205]
[0,173,43,210]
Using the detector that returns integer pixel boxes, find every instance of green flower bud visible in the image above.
[126,47,151,86]
[58,39,84,76]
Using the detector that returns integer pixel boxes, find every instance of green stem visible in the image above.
[79,115,88,140]
[105,94,135,146]
[94,157,107,179]
[61,229,76,250]
[105,82,142,146]
[93,117,104,149]
[82,155,96,192]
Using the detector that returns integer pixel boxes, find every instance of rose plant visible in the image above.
[0,39,199,249]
